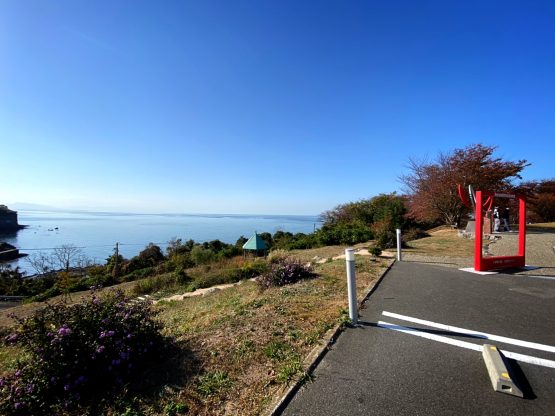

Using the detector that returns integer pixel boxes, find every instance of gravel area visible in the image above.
[401,253,473,269]
[488,230,555,275]
[402,230,555,276]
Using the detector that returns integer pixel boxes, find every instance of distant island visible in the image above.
[0,205,25,233]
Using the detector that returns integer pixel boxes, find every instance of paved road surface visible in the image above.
[283,261,555,415]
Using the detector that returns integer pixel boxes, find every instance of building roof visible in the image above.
[242,233,268,251]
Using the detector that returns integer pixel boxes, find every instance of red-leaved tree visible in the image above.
[400,144,529,226]
[517,179,555,222]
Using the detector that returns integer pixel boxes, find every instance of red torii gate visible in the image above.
[458,185,527,272]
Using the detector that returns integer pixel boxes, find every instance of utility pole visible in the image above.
[113,242,119,277]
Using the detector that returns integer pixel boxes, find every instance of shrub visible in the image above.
[190,246,216,265]
[122,244,165,275]
[371,218,396,249]
[402,227,429,242]
[217,246,242,259]
[121,266,156,282]
[257,258,315,289]
[188,260,268,291]
[267,249,289,264]
[370,246,382,257]
[0,290,165,415]
[287,233,318,249]
[166,252,195,273]
[237,260,268,280]
[316,221,373,246]
[133,271,190,296]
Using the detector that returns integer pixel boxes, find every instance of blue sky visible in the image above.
[1,0,554,214]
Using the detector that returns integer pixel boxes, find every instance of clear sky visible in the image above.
[1,1,554,215]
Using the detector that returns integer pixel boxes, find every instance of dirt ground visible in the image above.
[397,228,555,276]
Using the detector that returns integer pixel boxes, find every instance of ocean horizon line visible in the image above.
[15,207,322,220]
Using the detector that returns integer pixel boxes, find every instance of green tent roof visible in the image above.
[242,233,268,250]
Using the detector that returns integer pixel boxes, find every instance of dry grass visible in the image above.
[289,245,347,263]
[0,248,391,415]
[150,255,391,415]
[0,280,138,329]
[400,229,474,258]
[528,222,555,231]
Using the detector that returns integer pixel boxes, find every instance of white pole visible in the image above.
[345,248,358,324]
[396,229,402,261]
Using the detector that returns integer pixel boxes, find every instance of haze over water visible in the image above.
[1,210,321,275]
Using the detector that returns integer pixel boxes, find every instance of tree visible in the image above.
[518,179,555,222]
[26,252,55,276]
[27,244,92,276]
[235,236,248,247]
[321,193,407,228]
[259,232,273,249]
[320,200,374,225]
[317,193,408,246]
[166,237,184,257]
[400,144,529,225]
[52,244,84,272]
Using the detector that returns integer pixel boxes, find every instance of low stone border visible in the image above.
[264,258,396,416]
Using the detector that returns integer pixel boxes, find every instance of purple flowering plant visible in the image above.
[0,289,164,415]
[256,257,315,289]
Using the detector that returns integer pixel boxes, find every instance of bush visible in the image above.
[187,260,268,291]
[267,249,290,264]
[287,233,318,249]
[257,258,315,289]
[133,271,190,296]
[370,246,382,257]
[402,227,429,242]
[121,267,156,282]
[122,244,165,275]
[190,246,216,265]
[316,221,373,246]
[237,260,268,280]
[166,252,195,273]
[371,218,396,249]
[0,290,165,415]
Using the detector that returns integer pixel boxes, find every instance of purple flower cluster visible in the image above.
[257,257,315,288]
[58,325,72,336]
[0,289,164,414]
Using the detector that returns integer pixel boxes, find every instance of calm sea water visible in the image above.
[1,210,321,275]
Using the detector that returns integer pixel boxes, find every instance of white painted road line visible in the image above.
[382,311,555,354]
[377,321,555,369]
[528,275,555,281]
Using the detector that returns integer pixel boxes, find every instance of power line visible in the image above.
[14,242,171,251]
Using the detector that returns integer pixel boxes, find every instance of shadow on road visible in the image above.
[357,321,492,340]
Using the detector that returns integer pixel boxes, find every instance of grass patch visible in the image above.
[528,222,555,231]
[401,229,474,257]
[197,371,233,396]
[1,247,392,415]
[0,345,25,377]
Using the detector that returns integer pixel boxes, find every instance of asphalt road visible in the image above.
[282,261,555,415]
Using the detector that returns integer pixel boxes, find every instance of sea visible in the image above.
[1,210,321,276]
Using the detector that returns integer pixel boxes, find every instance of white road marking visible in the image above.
[377,321,555,369]
[382,311,555,354]
[527,275,555,281]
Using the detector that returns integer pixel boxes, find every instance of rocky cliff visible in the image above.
[0,205,24,232]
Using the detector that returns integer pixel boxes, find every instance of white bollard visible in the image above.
[396,229,402,261]
[345,248,358,324]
